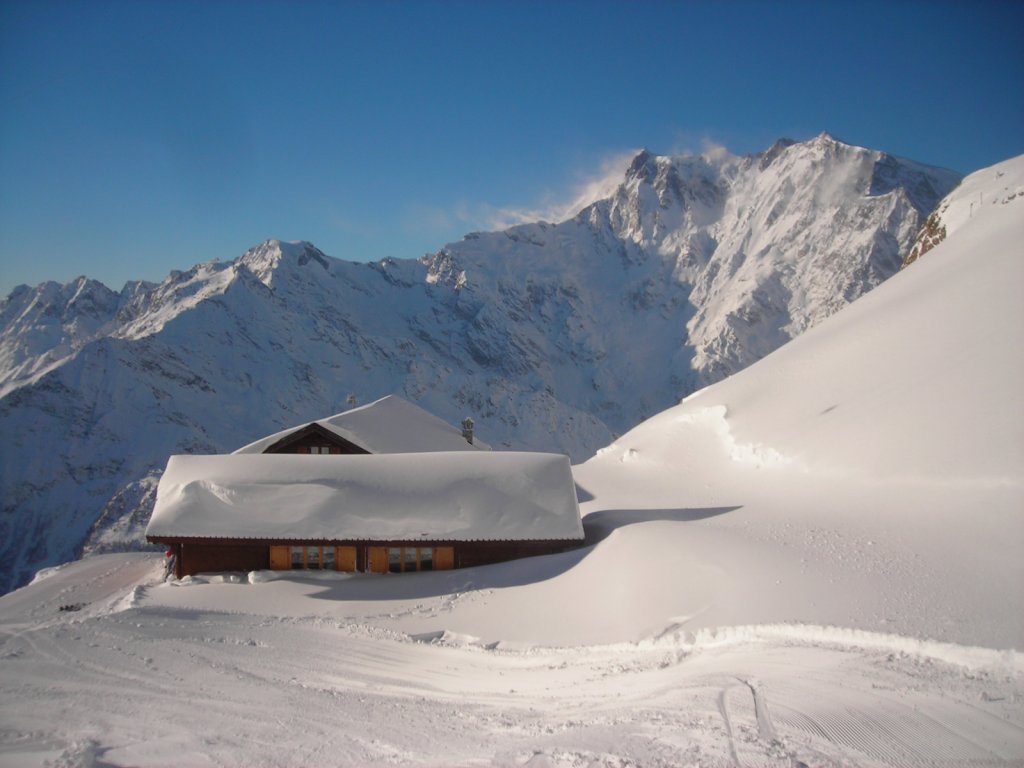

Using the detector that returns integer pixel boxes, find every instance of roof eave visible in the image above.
[146,534,586,544]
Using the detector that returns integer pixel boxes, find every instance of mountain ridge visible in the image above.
[0,134,962,592]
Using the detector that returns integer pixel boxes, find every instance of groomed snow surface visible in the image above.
[1,157,1023,766]
[1,551,1021,768]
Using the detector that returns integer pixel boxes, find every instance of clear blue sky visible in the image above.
[1,0,1021,295]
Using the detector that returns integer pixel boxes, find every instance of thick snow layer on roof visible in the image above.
[147,452,581,541]
[232,394,490,454]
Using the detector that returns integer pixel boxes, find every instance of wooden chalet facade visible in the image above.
[261,422,370,455]
[153,536,578,580]
[146,397,582,579]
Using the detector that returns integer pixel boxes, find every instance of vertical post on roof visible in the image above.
[461,417,474,445]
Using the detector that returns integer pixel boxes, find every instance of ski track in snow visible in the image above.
[1,555,1021,768]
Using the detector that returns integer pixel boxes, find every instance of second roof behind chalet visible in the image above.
[233,395,490,455]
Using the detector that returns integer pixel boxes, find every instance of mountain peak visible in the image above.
[625,149,657,181]
[237,240,331,287]
[796,132,859,156]
[758,137,797,170]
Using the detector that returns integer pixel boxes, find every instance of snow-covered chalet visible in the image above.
[146,396,584,578]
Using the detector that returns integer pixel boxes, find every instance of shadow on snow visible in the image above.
[299,506,741,603]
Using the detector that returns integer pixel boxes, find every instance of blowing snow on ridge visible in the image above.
[0,135,959,592]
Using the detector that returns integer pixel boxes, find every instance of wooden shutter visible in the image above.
[433,547,454,571]
[336,546,357,572]
[366,546,388,574]
[269,546,290,570]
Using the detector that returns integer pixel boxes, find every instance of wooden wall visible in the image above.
[158,538,584,578]
[455,541,580,568]
[180,542,269,576]
[262,424,369,455]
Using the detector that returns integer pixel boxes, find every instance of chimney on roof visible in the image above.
[461,417,475,445]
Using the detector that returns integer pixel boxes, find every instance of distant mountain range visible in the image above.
[0,133,961,593]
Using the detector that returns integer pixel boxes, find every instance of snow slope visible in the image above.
[575,153,1024,651]
[0,135,958,593]
[0,156,1020,767]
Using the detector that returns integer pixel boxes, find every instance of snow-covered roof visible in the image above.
[146,452,582,542]
[232,395,490,454]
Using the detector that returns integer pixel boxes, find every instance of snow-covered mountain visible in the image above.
[575,151,1024,649]
[1,154,1020,768]
[0,134,959,593]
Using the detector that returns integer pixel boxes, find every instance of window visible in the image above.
[280,546,452,574]
[383,546,447,573]
[388,547,402,574]
[288,545,331,570]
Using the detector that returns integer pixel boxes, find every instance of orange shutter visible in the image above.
[269,546,290,570]
[336,546,357,572]
[366,546,388,574]
[434,547,454,570]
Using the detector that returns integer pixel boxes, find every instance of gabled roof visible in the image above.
[232,395,490,454]
[261,423,369,455]
[146,452,582,542]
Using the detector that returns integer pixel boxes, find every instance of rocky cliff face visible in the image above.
[903,210,948,268]
[0,135,960,592]
[902,154,1024,270]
